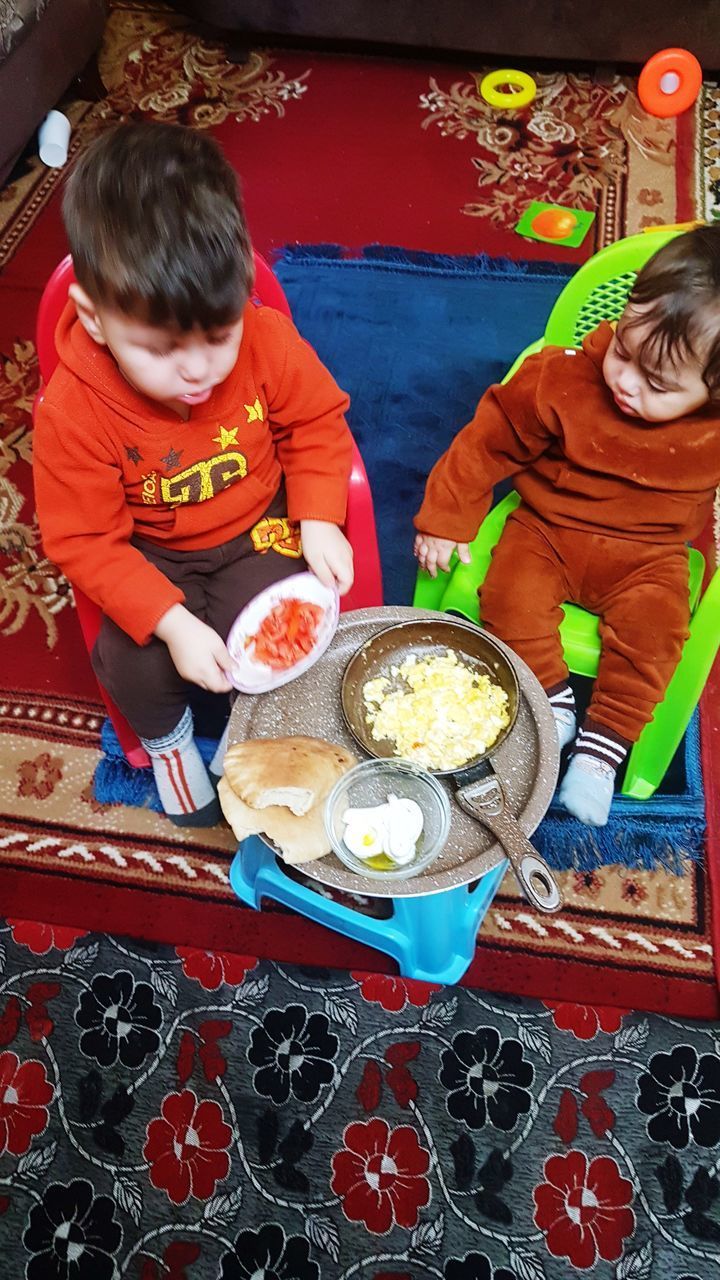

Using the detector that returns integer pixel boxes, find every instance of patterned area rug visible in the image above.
[0,1,719,1016]
[1,696,716,1017]
[0,921,719,1278]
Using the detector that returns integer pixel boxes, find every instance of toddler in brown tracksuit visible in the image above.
[415,228,720,826]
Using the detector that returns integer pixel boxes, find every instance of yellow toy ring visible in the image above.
[480,69,537,110]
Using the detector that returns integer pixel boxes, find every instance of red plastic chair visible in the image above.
[35,252,383,768]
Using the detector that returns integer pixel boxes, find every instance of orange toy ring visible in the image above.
[638,48,702,118]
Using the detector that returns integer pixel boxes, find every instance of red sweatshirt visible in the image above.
[415,322,720,545]
[34,300,352,644]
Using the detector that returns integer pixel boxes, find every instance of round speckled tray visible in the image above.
[227,607,559,898]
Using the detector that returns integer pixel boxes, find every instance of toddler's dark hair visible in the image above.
[626,224,720,396]
[63,122,253,331]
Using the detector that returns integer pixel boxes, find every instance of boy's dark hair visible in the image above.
[63,122,253,331]
[626,224,720,397]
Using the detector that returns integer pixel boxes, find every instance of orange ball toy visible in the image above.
[530,208,578,240]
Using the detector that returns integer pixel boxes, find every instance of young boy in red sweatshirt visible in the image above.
[415,227,720,827]
[34,122,354,827]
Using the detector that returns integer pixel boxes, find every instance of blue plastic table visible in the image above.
[229,834,508,984]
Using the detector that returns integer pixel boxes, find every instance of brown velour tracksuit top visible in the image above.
[415,322,720,546]
[414,322,720,743]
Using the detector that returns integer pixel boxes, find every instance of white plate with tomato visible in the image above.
[226,572,340,693]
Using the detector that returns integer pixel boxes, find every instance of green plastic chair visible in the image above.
[414,230,720,800]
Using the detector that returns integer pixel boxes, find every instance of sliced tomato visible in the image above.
[248,597,324,670]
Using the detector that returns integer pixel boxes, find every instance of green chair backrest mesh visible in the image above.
[543,228,681,348]
[571,272,639,342]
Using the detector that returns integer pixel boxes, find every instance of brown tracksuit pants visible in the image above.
[480,507,691,744]
[92,489,307,740]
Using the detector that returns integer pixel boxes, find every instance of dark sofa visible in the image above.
[171,1,720,71]
[0,0,108,187]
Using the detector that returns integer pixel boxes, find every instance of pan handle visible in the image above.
[457,791,562,913]
[495,813,562,913]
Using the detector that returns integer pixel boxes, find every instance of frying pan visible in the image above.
[341,618,562,913]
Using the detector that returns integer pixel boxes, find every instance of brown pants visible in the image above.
[92,490,306,739]
[480,507,690,743]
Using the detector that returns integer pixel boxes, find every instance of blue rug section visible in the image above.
[94,711,705,872]
[94,721,217,813]
[93,248,706,870]
[273,245,574,606]
[535,710,705,873]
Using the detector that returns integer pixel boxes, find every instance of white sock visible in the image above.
[210,720,230,779]
[558,753,616,827]
[547,682,576,751]
[557,720,629,827]
[141,706,220,827]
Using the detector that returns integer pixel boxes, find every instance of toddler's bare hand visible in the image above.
[300,520,355,595]
[414,532,471,578]
[155,604,233,693]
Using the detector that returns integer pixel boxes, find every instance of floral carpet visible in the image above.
[0,920,719,1279]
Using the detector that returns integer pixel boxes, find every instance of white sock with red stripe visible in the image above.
[547,681,576,751]
[141,706,221,827]
[557,718,630,827]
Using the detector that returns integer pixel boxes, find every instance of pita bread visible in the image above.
[223,736,356,817]
[218,777,332,864]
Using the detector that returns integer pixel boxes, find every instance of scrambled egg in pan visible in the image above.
[363,649,511,771]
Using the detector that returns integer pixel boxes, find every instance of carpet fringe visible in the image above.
[534,814,706,874]
[274,243,576,280]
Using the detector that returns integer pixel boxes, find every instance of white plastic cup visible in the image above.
[38,110,71,168]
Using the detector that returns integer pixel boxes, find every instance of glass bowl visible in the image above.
[323,758,451,881]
